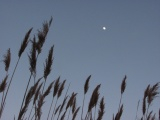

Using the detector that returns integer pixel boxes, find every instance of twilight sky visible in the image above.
[0,1,160,120]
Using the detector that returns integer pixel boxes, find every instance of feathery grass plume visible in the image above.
[34,83,43,104]
[36,18,51,54]
[28,37,37,75]
[51,80,66,119]
[19,76,41,119]
[36,83,52,120]
[118,75,127,113]
[66,92,77,110]
[145,85,150,98]
[147,82,159,105]
[28,82,43,120]
[72,97,77,115]
[72,107,80,120]
[84,75,91,94]
[88,84,101,113]
[53,76,60,97]
[49,16,53,27]
[33,78,43,105]
[81,75,91,120]
[66,93,77,120]
[43,81,54,98]
[97,97,105,120]
[142,84,150,118]
[145,82,159,118]
[58,80,66,98]
[31,82,43,120]
[94,92,100,120]
[47,77,60,120]
[0,75,8,117]
[44,45,54,80]
[121,75,127,94]
[19,28,33,57]
[142,97,146,116]
[3,48,11,72]
[115,104,123,120]
[36,93,44,120]
[0,75,8,93]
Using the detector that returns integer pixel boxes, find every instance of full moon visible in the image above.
[103,27,106,30]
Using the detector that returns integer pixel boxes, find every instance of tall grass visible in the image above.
[0,18,159,120]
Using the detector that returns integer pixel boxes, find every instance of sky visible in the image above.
[0,1,160,120]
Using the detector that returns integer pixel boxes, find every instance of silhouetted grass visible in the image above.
[0,18,159,120]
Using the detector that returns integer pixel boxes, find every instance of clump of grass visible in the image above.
[0,18,159,120]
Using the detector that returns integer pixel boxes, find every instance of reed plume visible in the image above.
[146,83,159,118]
[19,28,33,58]
[28,37,37,75]
[51,80,66,119]
[43,81,54,98]
[118,75,126,112]
[3,48,11,72]
[36,17,52,55]
[66,92,77,120]
[36,81,54,120]
[114,104,123,120]
[88,84,101,113]
[42,45,54,93]
[36,93,44,120]
[28,81,43,120]
[97,97,105,120]
[47,77,60,120]
[0,75,8,93]
[87,84,100,120]
[72,97,77,115]
[44,45,54,80]
[81,75,91,120]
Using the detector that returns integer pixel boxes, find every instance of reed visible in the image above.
[0,18,159,120]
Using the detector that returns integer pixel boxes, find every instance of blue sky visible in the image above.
[0,1,160,120]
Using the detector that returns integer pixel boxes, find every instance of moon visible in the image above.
[103,27,106,30]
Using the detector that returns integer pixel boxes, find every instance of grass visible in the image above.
[0,17,159,120]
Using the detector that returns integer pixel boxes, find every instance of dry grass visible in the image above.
[0,18,159,120]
